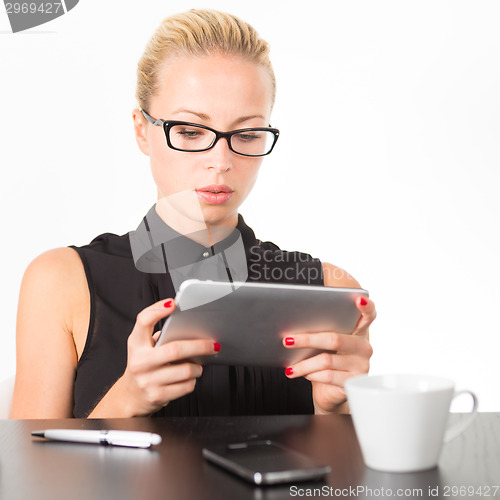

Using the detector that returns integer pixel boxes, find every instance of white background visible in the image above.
[0,1,499,411]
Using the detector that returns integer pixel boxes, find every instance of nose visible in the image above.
[205,136,232,173]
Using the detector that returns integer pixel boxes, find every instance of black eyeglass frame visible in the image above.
[141,109,280,157]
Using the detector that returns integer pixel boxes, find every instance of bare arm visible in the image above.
[10,248,88,418]
[11,247,219,419]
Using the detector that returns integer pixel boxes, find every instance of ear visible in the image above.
[132,108,150,156]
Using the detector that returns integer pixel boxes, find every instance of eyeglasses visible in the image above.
[141,109,279,157]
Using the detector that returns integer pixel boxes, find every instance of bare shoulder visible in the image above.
[23,246,84,281]
[18,247,90,360]
[12,247,89,418]
[321,262,362,288]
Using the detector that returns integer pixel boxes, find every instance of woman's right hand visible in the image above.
[88,298,220,418]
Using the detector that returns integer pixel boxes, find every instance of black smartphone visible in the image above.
[202,440,331,485]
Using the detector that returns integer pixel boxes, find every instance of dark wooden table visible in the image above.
[1,414,499,500]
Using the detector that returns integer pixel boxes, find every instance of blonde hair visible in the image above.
[136,9,276,112]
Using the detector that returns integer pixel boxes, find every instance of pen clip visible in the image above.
[106,438,153,448]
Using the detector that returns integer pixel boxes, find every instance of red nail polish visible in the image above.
[285,367,294,376]
[359,297,368,306]
[285,337,295,346]
[213,342,221,352]
[164,300,173,308]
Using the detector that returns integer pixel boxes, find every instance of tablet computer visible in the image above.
[156,279,368,367]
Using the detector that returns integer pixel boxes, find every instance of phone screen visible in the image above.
[202,440,331,485]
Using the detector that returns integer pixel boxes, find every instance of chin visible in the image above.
[200,205,238,226]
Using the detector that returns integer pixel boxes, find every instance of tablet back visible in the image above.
[158,280,368,367]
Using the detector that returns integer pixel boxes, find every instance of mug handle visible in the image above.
[443,390,478,443]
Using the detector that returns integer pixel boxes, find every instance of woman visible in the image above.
[11,9,375,419]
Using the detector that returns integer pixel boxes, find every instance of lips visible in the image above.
[197,184,233,194]
[196,184,234,205]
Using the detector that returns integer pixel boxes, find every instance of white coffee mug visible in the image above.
[345,374,478,472]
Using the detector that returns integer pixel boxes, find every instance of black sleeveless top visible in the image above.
[71,210,324,418]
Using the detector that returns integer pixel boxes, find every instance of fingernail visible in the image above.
[164,300,173,308]
[285,337,295,346]
[285,367,294,376]
[213,342,221,352]
[359,297,368,306]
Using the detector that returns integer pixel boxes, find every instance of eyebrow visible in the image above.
[172,108,210,121]
[172,108,266,126]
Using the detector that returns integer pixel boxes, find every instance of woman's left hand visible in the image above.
[282,296,376,414]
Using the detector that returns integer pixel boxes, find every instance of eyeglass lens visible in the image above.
[168,124,275,155]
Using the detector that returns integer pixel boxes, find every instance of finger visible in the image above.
[304,369,351,386]
[129,298,176,347]
[130,338,220,374]
[283,331,373,357]
[154,338,221,365]
[285,363,358,389]
[161,379,198,405]
[285,352,361,378]
[353,297,377,336]
[152,330,161,345]
[147,362,203,387]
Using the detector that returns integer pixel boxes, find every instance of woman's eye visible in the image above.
[178,129,204,138]
[236,132,261,142]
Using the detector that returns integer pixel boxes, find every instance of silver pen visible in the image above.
[31,429,162,448]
